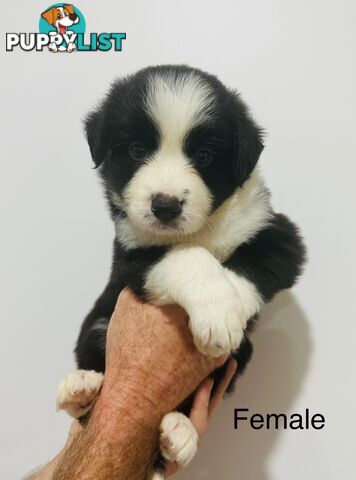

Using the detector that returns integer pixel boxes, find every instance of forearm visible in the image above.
[51,419,157,480]
[43,291,225,480]
[52,374,161,480]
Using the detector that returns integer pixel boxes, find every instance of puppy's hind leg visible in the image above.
[56,369,104,419]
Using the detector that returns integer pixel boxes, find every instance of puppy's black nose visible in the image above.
[69,14,77,21]
[151,194,182,222]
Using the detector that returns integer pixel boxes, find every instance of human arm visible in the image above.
[27,360,236,480]
[49,289,226,480]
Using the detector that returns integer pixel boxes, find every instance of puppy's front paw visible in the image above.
[56,369,103,418]
[188,281,245,357]
[160,412,198,467]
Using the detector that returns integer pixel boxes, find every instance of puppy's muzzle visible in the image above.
[69,13,78,21]
[151,194,183,222]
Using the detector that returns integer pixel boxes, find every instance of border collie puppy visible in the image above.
[56,65,305,477]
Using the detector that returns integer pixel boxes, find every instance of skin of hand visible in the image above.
[101,288,228,420]
[29,359,237,480]
[30,289,233,480]
[165,357,237,477]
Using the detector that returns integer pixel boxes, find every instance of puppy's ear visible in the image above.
[233,105,264,186]
[85,109,107,168]
[64,4,75,14]
[41,7,55,25]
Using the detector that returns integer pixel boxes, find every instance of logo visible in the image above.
[6,3,126,53]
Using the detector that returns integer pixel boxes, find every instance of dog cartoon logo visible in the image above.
[40,4,83,52]
[6,4,126,53]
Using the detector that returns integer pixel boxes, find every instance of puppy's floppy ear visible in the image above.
[233,105,264,186]
[85,109,107,168]
[64,4,75,15]
[41,7,55,25]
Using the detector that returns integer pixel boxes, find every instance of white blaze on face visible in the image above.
[146,72,214,147]
[123,72,215,235]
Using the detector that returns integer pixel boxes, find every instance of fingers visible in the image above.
[165,362,237,477]
[165,379,213,477]
[189,377,214,436]
[164,380,213,479]
[208,358,237,417]
[165,460,179,477]
[188,358,237,436]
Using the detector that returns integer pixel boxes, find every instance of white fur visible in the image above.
[148,471,165,480]
[113,72,271,251]
[118,131,269,356]
[224,269,263,321]
[122,154,212,236]
[191,168,271,261]
[120,72,216,237]
[56,370,103,418]
[90,317,109,352]
[115,168,271,260]
[159,412,198,467]
[90,317,109,332]
[144,245,262,356]
[145,72,215,145]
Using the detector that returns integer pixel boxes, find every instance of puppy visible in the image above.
[41,4,79,52]
[56,65,306,477]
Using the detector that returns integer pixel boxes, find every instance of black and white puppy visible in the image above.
[56,65,305,477]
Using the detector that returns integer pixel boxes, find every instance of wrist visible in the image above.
[104,355,195,414]
[91,369,166,439]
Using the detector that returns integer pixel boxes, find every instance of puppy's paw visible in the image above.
[147,470,165,480]
[188,280,245,357]
[159,412,198,467]
[56,370,104,418]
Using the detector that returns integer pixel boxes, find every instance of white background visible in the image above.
[1,1,355,478]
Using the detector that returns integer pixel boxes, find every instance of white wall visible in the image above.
[1,1,355,478]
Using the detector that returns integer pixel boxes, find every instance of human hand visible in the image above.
[96,288,227,426]
[41,358,236,480]
[33,289,232,480]
[165,358,237,477]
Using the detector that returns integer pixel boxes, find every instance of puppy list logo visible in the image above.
[6,3,126,53]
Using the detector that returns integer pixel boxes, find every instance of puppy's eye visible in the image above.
[57,13,61,18]
[195,148,215,167]
[129,142,147,161]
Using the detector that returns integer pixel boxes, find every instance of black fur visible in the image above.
[74,65,306,474]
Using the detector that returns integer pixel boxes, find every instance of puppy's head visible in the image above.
[85,65,263,237]
[41,4,78,30]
